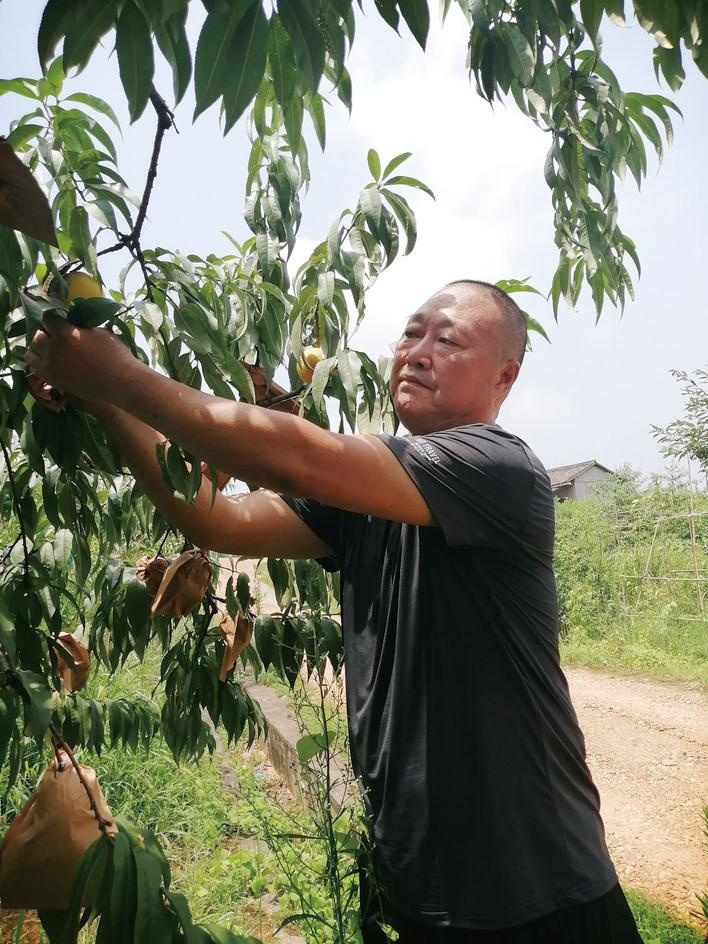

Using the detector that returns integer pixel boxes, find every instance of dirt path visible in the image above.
[566,667,707,920]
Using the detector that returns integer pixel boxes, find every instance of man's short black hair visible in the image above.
[446,279,528,366]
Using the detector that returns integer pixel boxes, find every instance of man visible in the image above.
[27,280,643,943]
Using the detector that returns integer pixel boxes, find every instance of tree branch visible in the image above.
[49,723,114,834]
[132,88,176,247]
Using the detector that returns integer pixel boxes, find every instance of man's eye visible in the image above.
[438,336,454,345]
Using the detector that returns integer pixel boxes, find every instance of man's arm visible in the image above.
[91,403,335,558]
[27,316,434,527]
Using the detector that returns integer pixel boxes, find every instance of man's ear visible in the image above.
[499,360,521,392]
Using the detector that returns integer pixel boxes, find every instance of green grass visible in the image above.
[554,479,708,686]
[626,889,705,944]
[560,620,708,685]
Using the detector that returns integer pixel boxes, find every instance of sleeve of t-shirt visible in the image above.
[379,425,536,549]
[278,496,343,571]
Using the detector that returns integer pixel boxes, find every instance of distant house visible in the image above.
[546,460,614,501]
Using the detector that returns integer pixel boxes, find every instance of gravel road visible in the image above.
[566,666,707,921]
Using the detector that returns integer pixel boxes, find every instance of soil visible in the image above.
[565,666,707,922]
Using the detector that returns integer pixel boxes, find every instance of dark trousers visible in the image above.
[360,880,644,944]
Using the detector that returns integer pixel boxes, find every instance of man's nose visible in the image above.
[404,337,433,369]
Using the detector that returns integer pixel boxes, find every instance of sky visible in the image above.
[1,2,707,478]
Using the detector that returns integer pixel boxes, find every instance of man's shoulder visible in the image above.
[415,423,544,470]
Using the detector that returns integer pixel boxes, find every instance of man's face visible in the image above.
[390,285,520,435]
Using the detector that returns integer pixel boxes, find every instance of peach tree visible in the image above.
[0,1,700,941]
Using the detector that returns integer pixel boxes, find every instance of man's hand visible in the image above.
[25,312,137,404]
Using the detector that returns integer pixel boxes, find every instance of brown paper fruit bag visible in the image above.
[0,752,116,910]
[136,554,169,597]
[54,632,90,692]
[219,611,254,682]
[150,549,211,619]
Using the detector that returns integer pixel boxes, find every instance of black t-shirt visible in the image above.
[283,424,617,929]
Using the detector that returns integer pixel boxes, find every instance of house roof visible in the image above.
[546,460,614,489]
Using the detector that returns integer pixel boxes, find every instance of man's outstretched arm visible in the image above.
[89,403,335,558]
[27,316,433,529]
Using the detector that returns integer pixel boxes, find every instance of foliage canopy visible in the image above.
[0,1,706,941]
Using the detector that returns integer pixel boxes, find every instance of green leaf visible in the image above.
[5,123,44,150]
[44,54,65,95]
[296,730,332,763]
[374,0,400,31]
[317,270,335,306]
[256,231,279,277]
[0,78,39,100]
[198,925,261,944]
[68,297,124,328]
[64,835,110,937]
[579,0,603,43]
[133,832,175,944]
[194,2,257,119]
[110,827,137,941]
[382,174,435,198]
[225,576,239,618]
[652,44,685,92]
[20,290,61,336]
[65,92,121,130]
[268,15,298,109]
[278,0,326,93]
[63,0,118,72]
[310,355,333,409]
[222,3,269,134]
[381,188,417,255]
[236,571,251,610]
[495,278,543,297]
[524,312,550,342]
[398,0,430,49]
[505,25,534,85]
[625,92,680,148]
[16,669,52,739]
[338,250,365,308]
[381,151,412,178]
[116,1,155,123]
[283,93,304,154]
[254,614,278,670]
[336,349,361,425]
[0,226,25,287]
[304,91,326,151]
[267,558,291,608]
[320,616,344,673]
[53,527,73,570]
[367,148,381,180]
[360,186,382,230]
[38,0,73,68]
[38,908,71,944]
[153,9,193,105]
